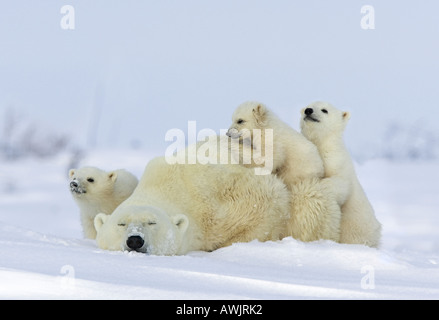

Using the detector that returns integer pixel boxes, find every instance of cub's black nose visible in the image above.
[70,181,78,188]
[304,108,314,115]
[126,235,145,250]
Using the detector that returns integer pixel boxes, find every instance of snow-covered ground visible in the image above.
[0,149,438,300]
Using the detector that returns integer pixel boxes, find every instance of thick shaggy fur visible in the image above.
[227,101,325,188]
[288,177,342,242]
[94,156,291,255]
[300,101,382,247]
[69,166,138,239]
[94,137,342,255]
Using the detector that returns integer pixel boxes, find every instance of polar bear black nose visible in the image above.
[126,235,145,250]
[70,181,78,188]
[305,108,314,115]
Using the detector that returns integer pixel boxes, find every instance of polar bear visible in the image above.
[94,156,291,255]
[94,137,342,255]
[300,101,382,247]
[69,166,139,239]
[226,101,325,189]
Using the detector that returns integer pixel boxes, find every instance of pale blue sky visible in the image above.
[1,1,438,159]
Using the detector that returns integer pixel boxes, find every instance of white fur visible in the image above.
[300,101,382,247]
[94,154,291,255]
[227,101,325,189]
[94,137,342,255]
[69,166,138,239]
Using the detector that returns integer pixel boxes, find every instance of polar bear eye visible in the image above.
[87,178,95,183]
[117,223,126,227]
[321,109,328,114]
[237,119,245,124]
[147,221,157,226]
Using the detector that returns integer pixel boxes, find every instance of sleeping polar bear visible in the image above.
[94,137,342,255]
[94,155,291,255]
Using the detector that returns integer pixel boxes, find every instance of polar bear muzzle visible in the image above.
[226,127,242,139]
[303,108,320,123]
[124,223,147,253]
[70,179,86,194]
[126,235,145,251]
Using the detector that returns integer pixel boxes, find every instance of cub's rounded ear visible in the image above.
[94,213,108,232]
[252,103,267,125]
[342,111,351,121]
[69,169,75,179]
[172,214,189,233]
[108,171,118,182]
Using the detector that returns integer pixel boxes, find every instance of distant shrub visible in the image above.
[1,108,71,160]
[380,122,438,161]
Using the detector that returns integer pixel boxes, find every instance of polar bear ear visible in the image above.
[94,213,108,232]
[108,171,118,182]
[172,214,189,234]
[69,169,75,179]
[252,104,267,126]
[342,111,351,121]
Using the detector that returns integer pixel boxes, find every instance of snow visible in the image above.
[1,1,438,303]
[1,150,438,300]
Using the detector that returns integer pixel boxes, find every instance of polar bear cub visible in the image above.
[69,166,138,239]
[300,101,382,247]
[227,101,325,188]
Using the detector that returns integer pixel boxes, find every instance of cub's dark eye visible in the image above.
[87,178,94,183]
[321,109,328,114]
[237,119,245,124]
[117,223,126,227]
[148,222,157,226]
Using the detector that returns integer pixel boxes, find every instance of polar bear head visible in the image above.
[226,101,271,140]
[69,166,118,199]
[300,101,350,143]
[94,205,189,255]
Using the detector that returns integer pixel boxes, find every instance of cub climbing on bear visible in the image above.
[226,101,325,188]
[300,101,382,248]
[225,101,341,242]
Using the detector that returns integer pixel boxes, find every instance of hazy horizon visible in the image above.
[1,1,438,161]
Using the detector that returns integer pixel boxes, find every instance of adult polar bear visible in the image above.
[300,101,382,248]
[94,154,291,255]
[94,137,342,255]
